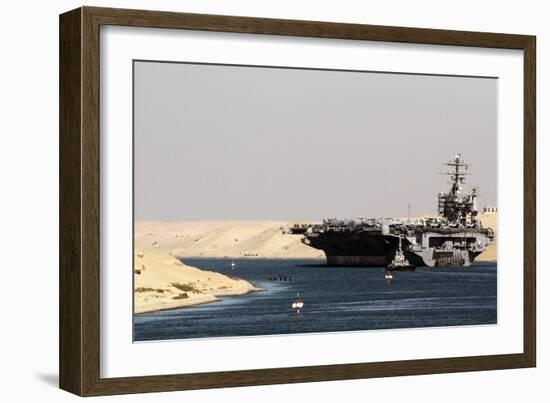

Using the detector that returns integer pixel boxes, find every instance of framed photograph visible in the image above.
[59,6,536,396]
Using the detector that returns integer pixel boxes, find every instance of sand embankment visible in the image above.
[477,212,497,262]
[135,214,497,263]
[135,221,324,259]
[134,248,260,314]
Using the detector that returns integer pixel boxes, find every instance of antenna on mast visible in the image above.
[438,154,478,223]
[441,153,470,197]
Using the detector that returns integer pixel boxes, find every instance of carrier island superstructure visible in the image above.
[284,154,494,267]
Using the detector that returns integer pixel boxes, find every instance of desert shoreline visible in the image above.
[134,248,261,314]
[177,256,326,261]
[135,287,261,315]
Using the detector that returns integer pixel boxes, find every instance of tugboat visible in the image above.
[387,236,416,271]
[291,293,304,314]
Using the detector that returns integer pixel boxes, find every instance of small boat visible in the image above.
[387,235,416,271]
[231,260,236,270]
[292,293,304,314]
[384,271,394,282]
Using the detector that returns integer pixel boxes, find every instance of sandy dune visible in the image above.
[134,248,260,314]
[135,220,324,259]
[477,212,497,262]
[135,214,497,262]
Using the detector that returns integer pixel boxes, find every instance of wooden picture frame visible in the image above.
[59,6,536,396]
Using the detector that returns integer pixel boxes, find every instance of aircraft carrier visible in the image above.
[284,154,495,268]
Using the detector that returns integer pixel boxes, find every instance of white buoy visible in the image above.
[292,293,304,314]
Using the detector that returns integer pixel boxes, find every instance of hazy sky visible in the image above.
[134,61,497,221]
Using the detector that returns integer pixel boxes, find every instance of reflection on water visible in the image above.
[134,259,497,342]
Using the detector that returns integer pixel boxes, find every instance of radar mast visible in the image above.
[438,154,478,224]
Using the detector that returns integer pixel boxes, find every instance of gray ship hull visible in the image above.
[304,230,491,268]
[326,255,386,266]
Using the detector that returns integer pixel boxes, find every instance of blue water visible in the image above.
[133,259,497,342]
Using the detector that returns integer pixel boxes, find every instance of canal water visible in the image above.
[133,258,497,342]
